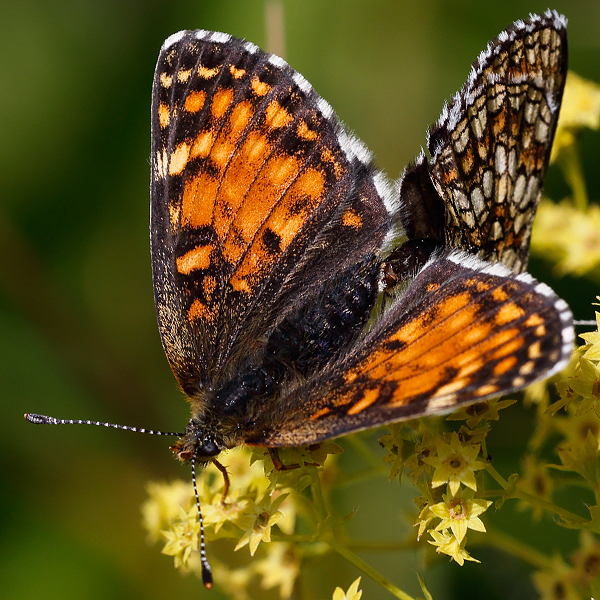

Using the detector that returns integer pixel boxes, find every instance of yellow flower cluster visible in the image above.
[532,72,600,281]
[514,313,600,600]
[380,411,503,565]
[141,444,340,599]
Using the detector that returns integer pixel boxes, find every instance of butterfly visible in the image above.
[150,10,571,454]
[26,9,574,587]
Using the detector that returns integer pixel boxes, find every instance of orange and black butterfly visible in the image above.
[149,10,571,453]
[26,10,573,587]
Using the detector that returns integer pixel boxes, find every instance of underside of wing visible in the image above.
[249,251,574,446]
[394,11,567,276]
[150,31,393,394]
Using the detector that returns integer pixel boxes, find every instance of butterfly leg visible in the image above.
[268,448,300,471]
[212,459,230,504]
[268,447,321,470]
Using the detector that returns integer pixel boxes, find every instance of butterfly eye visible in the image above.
[201,439,220,457]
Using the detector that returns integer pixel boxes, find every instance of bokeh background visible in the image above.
[1,1,599,599]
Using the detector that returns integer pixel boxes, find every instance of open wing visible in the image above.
[250,251,573,446]
[150,31,393,395]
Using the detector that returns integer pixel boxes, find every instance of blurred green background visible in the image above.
[1,1,599,599]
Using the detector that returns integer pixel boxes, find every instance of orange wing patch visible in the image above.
[251,76,271,96]
[342,208,363,230]
[198,64,220,79]
[227,163,327,292]
[229,65,246,79]
[158,103,171,128]
[184,90,207,113]
[176,245,213,275]
[181,172,218,229]
[211,87,234,120]
[159,72,173,88]
[177,68,193,83]
[169,143,191,176]
[336,275,546,414]
[190,131,215,159]
[265,101,293,128]
[297,119,318,141]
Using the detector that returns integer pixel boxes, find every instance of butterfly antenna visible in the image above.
[574,320,597,327]
[191,448,213,589]
[23,413,184,437]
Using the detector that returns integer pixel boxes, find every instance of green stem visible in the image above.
[329,540,416,600]
[310,467,328,522]
[480,435,489,461]
[483,464,588,524]
[484,463,509,488]
[513,489,586,524]
[473,528,554,570]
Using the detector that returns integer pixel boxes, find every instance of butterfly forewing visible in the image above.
[151,31,392,394]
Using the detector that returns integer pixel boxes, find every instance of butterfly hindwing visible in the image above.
[388,10,568,283]
[151,31,393,396]
[250,251,573,446]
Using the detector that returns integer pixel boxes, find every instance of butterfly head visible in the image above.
[170,418,224,462]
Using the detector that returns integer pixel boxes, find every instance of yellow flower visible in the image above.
[568,357,600,416]
[570,530,600,587]
[429,487,491,543]
[234,493,287,555]
[141,480,194,543]
[424,432,487,494]
[210,560,254,600]
[580,312,600,361]
[254,543,300,600]
[404,428,439,484]
[427,530,480,566]
[161,505,199,570]
[531,200,600,279]
[446,398,516,429]
[332,577,363,600]
[551,71,600,162]
[201,491,252,534]
[456,424,490,447]
[554,430,600,487]
[554,407,600,449]
[379,423,409,482]
[532,555,581,600]
[219,446,271,497]
[253,442,343,472]
[553,379,579,415]
[413,483,437,540]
